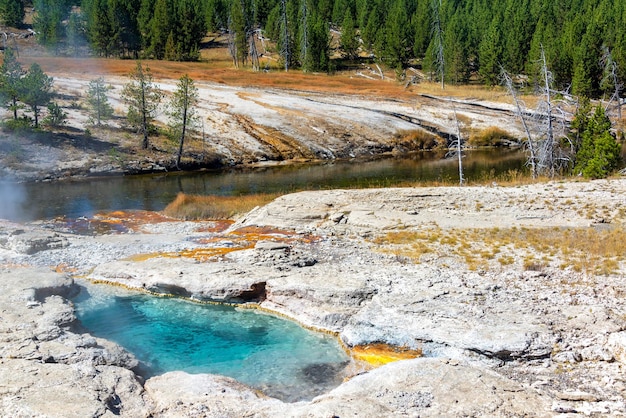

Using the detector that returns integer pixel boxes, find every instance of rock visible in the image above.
[143,359,554,417]
[4,230,68,254]
[0,267,149,417]
[580,345,614,362]
[555,391,600,402]
[144,371,282,417]
[254,240,290,251]
[0,360,150,418]
[285,358,552,417]
[89,257,273,302]
[607,331,626,364]
[5,181,626,415]
[552,351,583,363]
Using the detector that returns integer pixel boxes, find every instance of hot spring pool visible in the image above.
[73,283,351,402]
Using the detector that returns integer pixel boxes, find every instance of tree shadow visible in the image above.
[11,128,115,154]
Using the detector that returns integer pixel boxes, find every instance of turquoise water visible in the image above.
[73,283,351,401]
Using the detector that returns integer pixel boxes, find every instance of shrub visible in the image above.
[43,103,67,127]
[3,117,32,132]
[163,192,279,220]
[468,126,518,147]
[394,129,445,150]
[574,105,621,178]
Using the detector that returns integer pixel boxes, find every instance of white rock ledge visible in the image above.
[3,180,626,416]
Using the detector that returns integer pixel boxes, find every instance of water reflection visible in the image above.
[12,150,525,222]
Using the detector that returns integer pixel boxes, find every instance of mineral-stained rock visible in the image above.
[90,257,275,302]
[5,181,626,416]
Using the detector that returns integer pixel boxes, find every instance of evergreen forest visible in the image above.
[1,0,624,98]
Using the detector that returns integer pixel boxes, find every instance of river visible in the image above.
[2,149,525,222]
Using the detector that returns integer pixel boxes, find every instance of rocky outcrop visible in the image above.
[146,359,553,417]
[0,268,152,417]
[3,180,626,415]
[0,229,68,255]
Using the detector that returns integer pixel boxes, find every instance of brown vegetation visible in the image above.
[393,129,445,150]
[374,224,626,275]
[163,192,279,220]
[468,126,518,147]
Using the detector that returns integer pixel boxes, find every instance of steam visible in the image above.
[0,180,26,221]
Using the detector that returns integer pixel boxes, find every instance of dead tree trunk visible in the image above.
[249,31,260,71]
[501,67,538,178]
[431,0,445,90]
[452,105,464,185]
[601,46,623,125]
[540,46,556,177]
[280,0,290,72]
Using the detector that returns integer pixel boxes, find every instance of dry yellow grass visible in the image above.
[468,126,518,147]
[163,192,279,220]
[393,129,445,150]
[374,225,626,275]
[13,51,541,107]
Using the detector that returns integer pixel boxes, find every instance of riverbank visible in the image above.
[0,67,523,183]
[2,179,626,416]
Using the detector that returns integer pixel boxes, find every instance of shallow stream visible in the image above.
[3,149,524,222]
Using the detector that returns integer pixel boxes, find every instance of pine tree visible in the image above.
[1,0,24,28]
[382,0,411,71]
[355,0,369,29]
[88,0,116,57]
[310,12,330,72]
[229,0,248,67]
[150,0,170,59]
[175,0,205,61]
[164,31,180,60]
[332,0,350,26]
[478,16,503,85]
[362,6,380,52]
[86,77,114,125]
[443,13,470,84]
[412,0,431,58]
[32,0,64,52]
[108,0,142,58]
[340,9,358,60]
[66,11,87,57]
[502,0,534,74]
[167,74,198,169]
[574,105,621,178]
[137,0,155,51]
[43,102,67,127]
[0,48,24,121]
[121,62,163,149]
[572,23,603,98]
[569,97,592,157]
[19,63,54,128]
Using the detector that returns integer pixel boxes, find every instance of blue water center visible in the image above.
[73,283,351,402]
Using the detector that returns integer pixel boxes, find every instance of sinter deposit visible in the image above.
[2,180,626,416]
